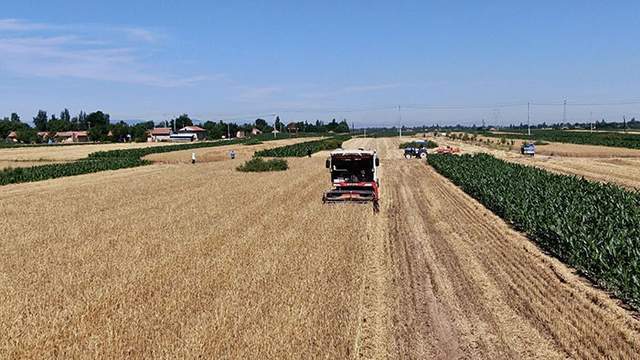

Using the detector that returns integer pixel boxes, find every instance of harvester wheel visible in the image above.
[404,154,412,159]
[373,200,380,213]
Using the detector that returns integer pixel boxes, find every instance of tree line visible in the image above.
[1,110,352,144]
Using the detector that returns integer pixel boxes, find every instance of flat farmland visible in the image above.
[464,134,640,158]
[1,137,639,358]
[440,137,640,190]
[0,142,167,163]
[144,137,323,165]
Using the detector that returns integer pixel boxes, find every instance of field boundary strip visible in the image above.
[0,135,347,186]
[254,135,351,157]
[475,130,640,149]
[427,153,640,309]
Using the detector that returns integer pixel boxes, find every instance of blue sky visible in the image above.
[1,1,640,127]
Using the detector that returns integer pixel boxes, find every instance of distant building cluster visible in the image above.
[147,126,207,142]
[5,130,90,143]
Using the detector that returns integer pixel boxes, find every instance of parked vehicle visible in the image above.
[404,140,429,159]
[521,143,535,156]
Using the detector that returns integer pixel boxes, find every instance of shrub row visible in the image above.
[88,139,243,159]
[427,153,640,308]
[236,157,288,172]
[398,140,438,149]
[0,158,149,186]
[254,136,350,157]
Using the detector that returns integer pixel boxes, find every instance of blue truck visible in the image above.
[520,143,535,156]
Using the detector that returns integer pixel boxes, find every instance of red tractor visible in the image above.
[322,149,381,213]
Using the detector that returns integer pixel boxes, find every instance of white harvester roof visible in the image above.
[330,148,376,156]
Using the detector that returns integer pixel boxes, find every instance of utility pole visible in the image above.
[398,105,402,137]
[624,115,627,133]
[563,99,567,124]
[590,111,593,133]
[227,123,230,139]
[527,102,531,136]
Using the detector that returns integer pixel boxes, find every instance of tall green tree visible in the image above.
[274,116,283,132]
[254,118,273,132]
[60,108,71,122]
[33,110,48,131]
[16,128,38,143]
[10,113,20,123]
[78,111,88,130]
[86,111,110,141]
[173,114,193,130]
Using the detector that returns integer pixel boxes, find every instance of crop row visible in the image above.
[1,138,251,186]
[0,158,149,186]
[427,153,640,308]
[254,136,350,157]
[480,130,640,149]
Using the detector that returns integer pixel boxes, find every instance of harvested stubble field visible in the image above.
[440,137,640,190]
[0,141,166,162]
[460,133,640,158]
[143,136,323,164]
[1,137,639,358]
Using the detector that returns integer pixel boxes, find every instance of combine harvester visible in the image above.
[322,148,381,213]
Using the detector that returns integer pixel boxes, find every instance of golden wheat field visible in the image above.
[1,137,640,358]
[0,142,166,162]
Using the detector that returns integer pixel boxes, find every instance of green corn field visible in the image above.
[255,136,350,157]
[428,153,640,308]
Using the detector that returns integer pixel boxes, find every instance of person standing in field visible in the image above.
[307,148,312,157]
[229,150,236,159]
[191,152,196,164]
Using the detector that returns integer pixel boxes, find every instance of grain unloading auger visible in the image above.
[322,149,380,213]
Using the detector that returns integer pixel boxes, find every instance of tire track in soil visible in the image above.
[338,138,640,359]
[421,161,640,359]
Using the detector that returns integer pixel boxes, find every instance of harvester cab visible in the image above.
[322,149,381,213]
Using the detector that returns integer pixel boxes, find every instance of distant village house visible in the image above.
[148,128,172,142]
[6,131,17,142]
[55,131,89,143]
[178,126,207,141]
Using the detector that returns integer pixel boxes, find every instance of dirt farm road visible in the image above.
[1,137,639,358]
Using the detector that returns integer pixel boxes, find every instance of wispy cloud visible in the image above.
[0,19,210,87]
[0,18,51,31]
[119,27,160,43]
[236,86,282,101]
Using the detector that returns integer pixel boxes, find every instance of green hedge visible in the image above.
[88,139,243,159]
[0,158,149,185]
[255,136,350,157]
[398,140,438,149]
[236,157,288,172]
[428,153,640,308]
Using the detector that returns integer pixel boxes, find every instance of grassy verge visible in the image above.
[242,138,263,145]
[255,136,350,157]
[237,157,288,172]
[428,153,640,309]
